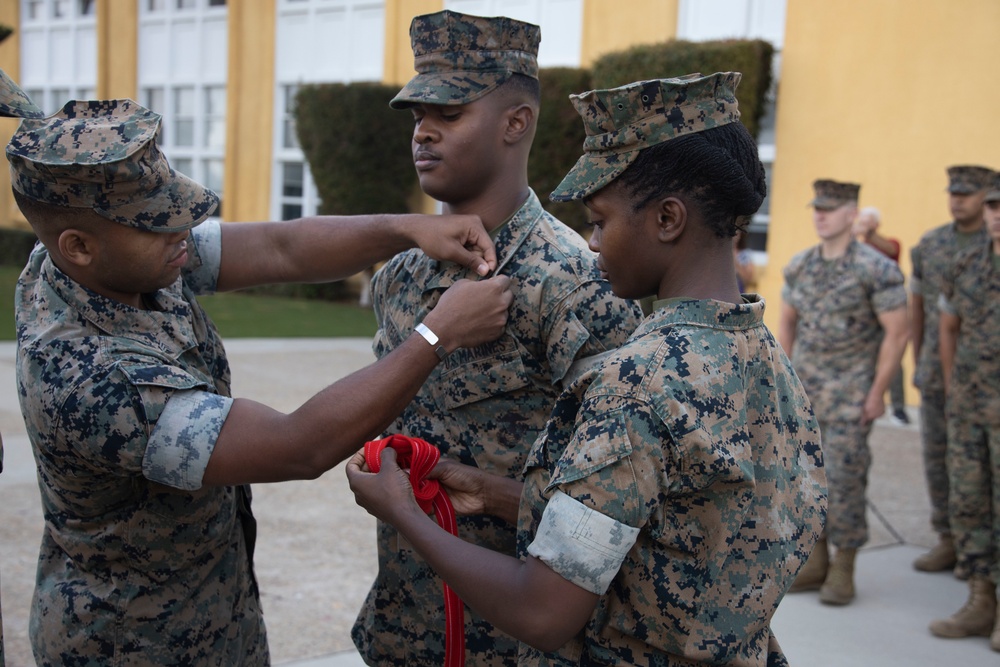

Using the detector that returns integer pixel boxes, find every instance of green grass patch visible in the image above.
[0,265,376,341]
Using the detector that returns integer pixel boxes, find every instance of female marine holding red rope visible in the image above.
[348,72,827,666]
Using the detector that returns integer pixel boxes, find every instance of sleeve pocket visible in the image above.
[549,409,633,488]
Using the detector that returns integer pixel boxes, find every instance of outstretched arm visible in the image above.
[216,213,496,292]
[347,448,599,652]
[201,276,513,485]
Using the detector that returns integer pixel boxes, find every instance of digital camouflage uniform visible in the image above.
[357,190,642,665]
[353,12,643,665]
[911,166,992,541]
[10,101,267,666]
[515,297,826,666]
[939,240,1000,583]
[783,239,907,549]
[0,66,44,667]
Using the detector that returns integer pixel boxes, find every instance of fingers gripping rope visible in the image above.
[364,434,465,667]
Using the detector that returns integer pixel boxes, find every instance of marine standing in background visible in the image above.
[928,172,1000,651]
[0,67,45,667]
[354,10,643,666]
[781,179,909,605]
[910,165,994,575]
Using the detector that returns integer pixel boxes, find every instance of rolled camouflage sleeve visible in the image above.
[183,218,222,295]
[144,389,233,490]
[871,260,907,314]
[527,491,640,595]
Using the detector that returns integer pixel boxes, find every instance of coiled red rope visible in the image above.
[364,434,465,667]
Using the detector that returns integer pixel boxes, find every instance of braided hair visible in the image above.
[615,122,767,238]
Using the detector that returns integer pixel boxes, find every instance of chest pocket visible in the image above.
[437,334,530,410]
[814,276,872,350]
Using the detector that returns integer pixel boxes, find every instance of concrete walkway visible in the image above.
[1,339,995,666]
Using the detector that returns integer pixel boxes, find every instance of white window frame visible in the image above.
[19,0,98,115]
[138,0,228,215]
[271,0,385,221]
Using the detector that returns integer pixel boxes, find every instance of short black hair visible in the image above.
[615,122,766,238]
[496,73,540,106]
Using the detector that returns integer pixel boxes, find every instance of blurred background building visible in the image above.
[1,0,998,399]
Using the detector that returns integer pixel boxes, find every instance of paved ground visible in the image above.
[1,339,996,666]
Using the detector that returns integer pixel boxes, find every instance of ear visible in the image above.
[503,103,535,144]
[57,228,97,268]
[653,197,687,243]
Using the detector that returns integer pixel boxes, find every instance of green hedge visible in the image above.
[591,39,774,139]
[294,82,417,215]
[0,228,38,267]
[531,67,592,232]
[292,39,772,240]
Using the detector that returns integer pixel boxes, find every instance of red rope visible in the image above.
[364,434,465,667]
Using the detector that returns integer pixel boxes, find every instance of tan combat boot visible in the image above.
[819,547,856,605]
[788,538,828,593]
[929,576,997,638]
[913,535,957,572]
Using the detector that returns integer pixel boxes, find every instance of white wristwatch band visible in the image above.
[415,323,448,361]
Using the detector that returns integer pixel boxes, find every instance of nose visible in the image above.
[413,117,437,145]
[588,226,601,253]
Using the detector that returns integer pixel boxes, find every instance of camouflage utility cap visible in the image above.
[550,72,742,202]
[7,99,218,232]
[946,165,994,194]
[0,69,44,119]
[390,9,540,110]
[985,172,1000,203]
[809,179,860,210]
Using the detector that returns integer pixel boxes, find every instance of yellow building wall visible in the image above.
[96,0,137,100]
[223,0,277,223]
[581,0,678,66]
[764,0,1000,404]
[0,0,27,231]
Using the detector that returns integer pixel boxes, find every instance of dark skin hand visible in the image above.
[346,448,599,653]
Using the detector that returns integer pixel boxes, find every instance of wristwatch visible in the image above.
[415,322,449,361]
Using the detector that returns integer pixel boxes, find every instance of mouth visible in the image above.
[167,242,188,268]
[414,149,441,171]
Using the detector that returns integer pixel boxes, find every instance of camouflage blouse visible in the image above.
[353,191,643,665]
[517,297,826,666]
[15,220,267,666]
[911,222,987,390]
[782,239,907,422]
[939,241,1000,421]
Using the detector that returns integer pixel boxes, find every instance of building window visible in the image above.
[19,0,98,113]
[172,86,196,147]
[272,1,386,220]
[140,0,227,217]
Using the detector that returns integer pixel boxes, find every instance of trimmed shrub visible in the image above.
[0,228,38,267]
[294,82,417,215]
[531,67,592,233]
[591,39,774,139]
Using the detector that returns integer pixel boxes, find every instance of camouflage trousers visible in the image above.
[818,419,872,549]
[946,417,1000,583]
[919,386,951,536]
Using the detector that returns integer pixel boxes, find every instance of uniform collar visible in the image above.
[39,250,198,357]
[423,190,545,291]
[643,294,766,332]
